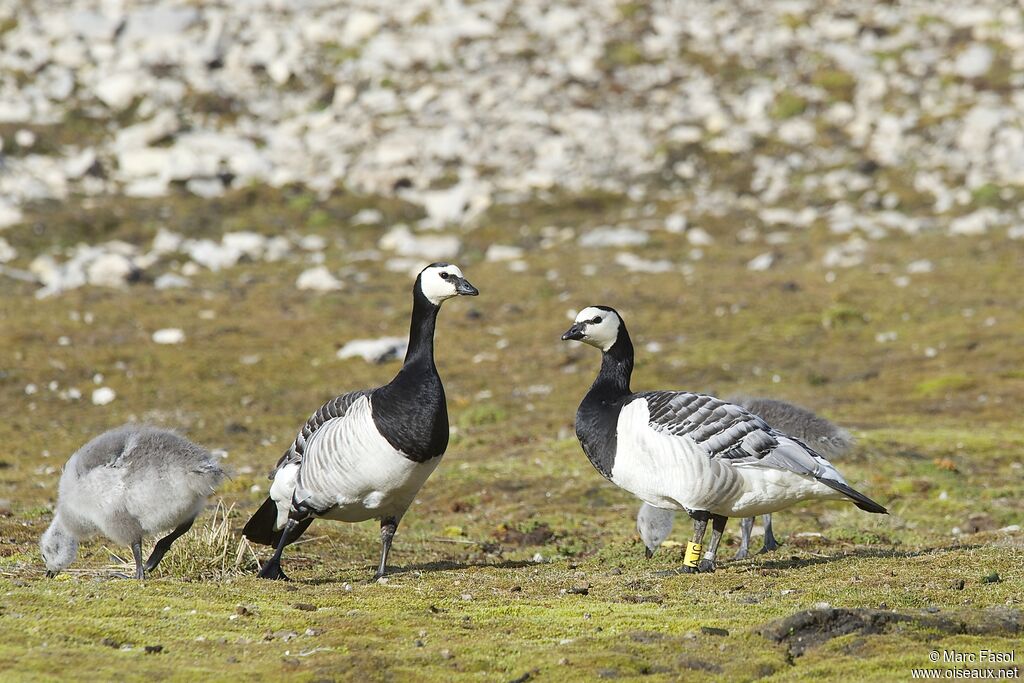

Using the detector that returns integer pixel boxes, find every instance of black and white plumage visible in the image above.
[242,263,479,580]
[562,306,886,573]
[636,396,855,560]
[39,425,224,579]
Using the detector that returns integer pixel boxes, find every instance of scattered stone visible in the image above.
[485,245,525,262]
[337,337,407,364]
[152,328,186,345]
[0,238,15,263]
[747,252,775,272]
[154,273,191,290]
[578,227,648,248]
[91,387,116,406]
[379,226,460,260]
[615,253,675,273]
[296,266,343,292]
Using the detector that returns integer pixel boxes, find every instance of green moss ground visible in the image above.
[0,189,1021,681]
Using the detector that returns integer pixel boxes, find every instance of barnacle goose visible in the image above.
[243,263,479,580]
[562,306,886,573]
[637,397,855,560]
[40,425,224,579]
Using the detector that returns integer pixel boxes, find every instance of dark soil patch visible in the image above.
[761,608,1023,656]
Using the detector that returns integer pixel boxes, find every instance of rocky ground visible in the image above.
[1,1,1023,681]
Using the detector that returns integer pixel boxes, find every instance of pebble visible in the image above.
[152,328,186,345]
[337,337,407,364]
[91,387,116,406]
[578,227,648,248]
[296,266,343,292]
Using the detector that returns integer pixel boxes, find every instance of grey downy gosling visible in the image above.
[243,263,479,581]
[562,306,887,573]
[637,396,854,560]
[40,425,224,579]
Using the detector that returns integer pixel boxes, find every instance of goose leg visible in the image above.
[258,518,298,580]
[676,511,710,574]
[131,540,145,580]
[735,517,753,560]
[371,517,398,581]
[759,514,779,554]
[144,518,195,572]
[698,515,728,573]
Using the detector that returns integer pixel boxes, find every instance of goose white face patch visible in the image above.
[419,264,465,305]
[574,306,621,352]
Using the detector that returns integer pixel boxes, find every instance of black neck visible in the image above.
[371,283,448,463]
[401,287,439,370]
[574,323,635,480]
[590,330,634,399]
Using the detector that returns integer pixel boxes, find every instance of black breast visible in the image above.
[370,371,448,463]
[575,391,628,479]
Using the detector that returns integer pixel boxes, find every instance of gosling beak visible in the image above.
[45,570,57,579]
[644,547,654,560]
[454,277,479,296]
[561,322,586,341]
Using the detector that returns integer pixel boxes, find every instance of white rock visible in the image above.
[95,72,145,111]
[264,236,292,262]
[222,232,266,260]
[343,11,383,45]
[187,178,225,198]
[950,210,998,236]
[15,129,36,148]
[615,253,675,273]
[665,214,687,233]
[154,273,190,290]
[351,209,382,225]
[114,111,179,150]
[823,237,868,268]
[337,337,407,364]
[906,259,933,274]
[298,234,327,252]
[152,328,186,345]
[485,245,524,262]
[0,237,15,263]
[0,201,23,229]
[296,266,343,292]
[578,227,648,248]
[954,44,994,79]
[152,229,184,255]
[747,252,775,271]
[86,253,137,288]
[64,149,97,179]
[379,226,460,260]
[91,387,116,406]
[686,228,714,246]
[185,239,241,271]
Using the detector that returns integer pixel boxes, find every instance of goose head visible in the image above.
[417,263,479,305]
[40,517,78,578]
[561,306,623,352]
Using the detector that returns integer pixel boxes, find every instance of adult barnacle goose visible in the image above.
[40,425,224,579]
[562,306,886,573]
[637,397,855,561]
[243,263,479,580]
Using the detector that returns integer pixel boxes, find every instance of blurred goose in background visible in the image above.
[637,396,855,560]
[243,263,478,581]
[562,306,886,573]
[40,425,223,579]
